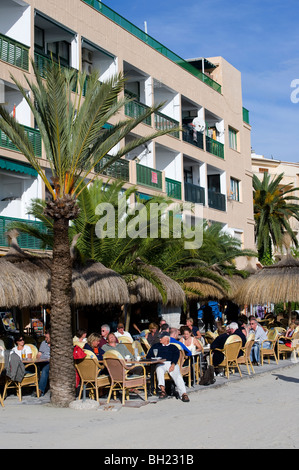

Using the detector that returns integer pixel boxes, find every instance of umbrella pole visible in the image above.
[125,304,131,332]
[288,301,292,326]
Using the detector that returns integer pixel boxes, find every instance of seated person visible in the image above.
[146,322,160,347]
[180,327,203,355]
[12,334,33,360]
[114,323,133,342]
[146,332,190,402]
[248,318,271,365]
[210,330,230,367]
[227,322,246,356]
[169,328,192,357]
[185,318,201,338]
[73,329,87,345]
[102,333,134,360]
[33,330,51,397]
[84,333,105,360]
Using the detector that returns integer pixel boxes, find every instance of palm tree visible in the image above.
[253,172,299,263]
[0,61,179,406]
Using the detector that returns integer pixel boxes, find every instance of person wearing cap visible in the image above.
[146,332,190,403]
[114,323,133,342]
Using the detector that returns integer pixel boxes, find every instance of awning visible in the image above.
[0,157,38,177]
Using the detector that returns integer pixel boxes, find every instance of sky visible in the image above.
[103,0,299,163]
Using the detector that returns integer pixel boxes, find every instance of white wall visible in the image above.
[0,0,30,46]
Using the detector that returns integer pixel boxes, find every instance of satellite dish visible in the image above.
[192,117,205,132]
[215,122,224,135]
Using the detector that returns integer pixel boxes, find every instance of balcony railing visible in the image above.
[0,32,29,71]
[205,136,224,159]
[154,112,180,138]
[182,125,204,149]
[82,1,222,93]
[95,155,130,181]
[125,92,151,125]
[165,178,182,200]
[184,182,205,205]
[0,125,42,157]
[208,190,226,211]
[242,107,250,125]
[136,163,162,190]
[0,216,49,250]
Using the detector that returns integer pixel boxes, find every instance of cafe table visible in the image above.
[126,357,166,395]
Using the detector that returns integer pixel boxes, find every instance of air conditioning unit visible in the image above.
[82,61,93,75]
[82,48,93,64]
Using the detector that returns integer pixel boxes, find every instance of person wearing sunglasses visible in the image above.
[12,335,33,360]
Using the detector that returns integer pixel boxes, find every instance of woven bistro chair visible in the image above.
[260,328,279,366]
[0,360,4,407]
[140,337,151,355]
[103,350,147,405]
[277,330,299,360]
[27,344,38,360]
[118,335,133,344]
[3,362,40,402]
[237,334,255,375]
[210,334,243,379]
[75,356,110,402]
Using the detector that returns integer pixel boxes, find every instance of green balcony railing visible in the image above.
[154,112,180,138]
[208,190,226,212]
[0,32,29,71]
[95,155,130,181]
[125,93,151,126]
[0,125,42,157]
[136,163,162,190]
[182,125,204,149]
[82,0,222,93]
[0,216,49,250]
[242,107,250,125]
[165,178,182,200]
[205,136,224,159]
[184,182,205,205]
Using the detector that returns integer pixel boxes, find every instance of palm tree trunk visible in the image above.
[49,217,76,407]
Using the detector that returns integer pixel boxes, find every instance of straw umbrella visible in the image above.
[234,254,299,325]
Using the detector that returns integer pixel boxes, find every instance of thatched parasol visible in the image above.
[0,258,37,308]
[2,231,129,307]
[127,264,185,307]
[183,278,227,300]
[233,254,299,324]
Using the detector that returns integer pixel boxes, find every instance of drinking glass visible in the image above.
[153,349,158,358]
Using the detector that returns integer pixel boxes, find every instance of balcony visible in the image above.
[82,1,222,93]
[0,125,42,157]
[136,163,162,190]
[182,125,204,150]
[95,155,129,181]
[125,91,151,126]
[242,107,250,125]
[165,178,182,200]
[0,216,48,250]
[154,112,180,139]
[208,190,226,211]
[184,182,205,205]
[0,32,29,71]
[206,136,224,159]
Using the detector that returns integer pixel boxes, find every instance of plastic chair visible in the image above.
[260,328,279,366]
[103,350,147,405]
[3,362,40,401]
[210,335,242,379]
[75,356,110,402]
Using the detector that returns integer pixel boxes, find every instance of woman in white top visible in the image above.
[12,335,32,360]
[180,327,203,354]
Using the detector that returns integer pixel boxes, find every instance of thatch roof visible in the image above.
[1,232,129,307]
[128,264,185,306]
[0,259,37,308]
[183,279,227,300]
[233,254,299,305]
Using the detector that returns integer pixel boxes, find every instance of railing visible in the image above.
[0,216,49,250]
[95,155,130,181]
[184,182,205,205]
[125,92,151,125]
[205,136,224,159]
[136,163,162,190]
[82,0,222,93]
[182,125,204,149]
[0,32,29,71]
[0,125,42,157]
[242,107,250,125]
[208,190,226,211]
[154,112,180,138]
[165,178,182,200]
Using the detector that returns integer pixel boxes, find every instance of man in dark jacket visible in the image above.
[147,332,190,402]
[228,322,246,355]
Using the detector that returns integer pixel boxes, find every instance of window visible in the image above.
[230,178,240,201]
[229,127,238,151]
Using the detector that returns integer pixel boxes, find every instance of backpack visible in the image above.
[199,365,215,386]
